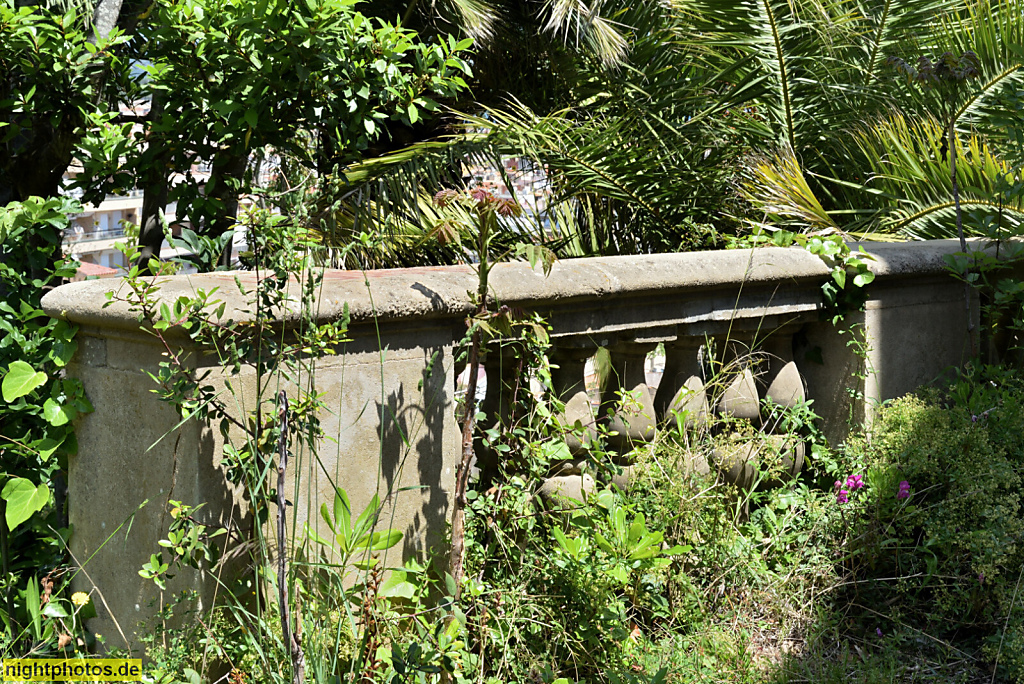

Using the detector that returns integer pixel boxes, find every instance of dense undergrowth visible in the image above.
[119,358,1024,684]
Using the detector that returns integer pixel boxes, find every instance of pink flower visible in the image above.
[897,480,911,499]
[846,474,864,491]
[836,489,849,504]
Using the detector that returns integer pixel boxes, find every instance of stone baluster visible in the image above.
[760,325,806,411]
[537,339,599,506]
[452,354,468,423]
[474,342,523,482]
[601,333,672,453]
[654,335,708,427]
[714,328,761,425]
[759,325,808,479]
[548,339,598,460]
[479,342,522,429]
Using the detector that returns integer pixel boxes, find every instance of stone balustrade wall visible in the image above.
[41,239,978,648]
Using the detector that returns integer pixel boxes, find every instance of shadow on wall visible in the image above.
[375,345,453,564]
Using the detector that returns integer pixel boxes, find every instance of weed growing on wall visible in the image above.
[726,229,875,321]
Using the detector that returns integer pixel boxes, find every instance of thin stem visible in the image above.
[276,391,304,684]
[449,209,495,602]
[449,317,482,603]
[949,107,977,357]
[0,507,10,622]
[276,391,291,672]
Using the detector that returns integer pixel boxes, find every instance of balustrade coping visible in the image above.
[42,239,977,339]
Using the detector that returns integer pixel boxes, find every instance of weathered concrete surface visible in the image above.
[63,331,212,653]
[45,279,460,650]
[41,238,983,647]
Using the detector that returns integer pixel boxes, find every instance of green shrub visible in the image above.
[0,197,93,657]
[839,366,1024,680]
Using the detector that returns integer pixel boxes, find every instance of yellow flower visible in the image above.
[71,592,90,607]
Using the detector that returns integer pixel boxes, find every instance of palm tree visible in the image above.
[728,0,1024,238]
[318,1,758,266]
[344,0,1024,260]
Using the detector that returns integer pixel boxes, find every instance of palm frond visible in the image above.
[540,0,628,67]
[444,0,498,41]
[852,112,1024,238]
[854,0,960,87]
[940,0,1024,130]
[690,0,910,158]
[739,146,840,231]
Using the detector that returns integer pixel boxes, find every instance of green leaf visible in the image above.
[320,502,336,533]
[42,601,69,619]
[664,544,692,555]
[539,440,571,463]
[832,268,846,289]
[43,398,72,426]
[607,565,629,585]
[370,529,402,551]
[552,527,574,557]
[353,493,379,541]
[627,513,646,545]
[2,478,50,530]
[333,489,351,537]
[2,360,47,402]
[351,557,380,571]
[32,436,65,461]
[24,576,41,641]
[853,270,875,287]
[379,571,416,599]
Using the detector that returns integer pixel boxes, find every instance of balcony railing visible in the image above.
[64,226,127,243]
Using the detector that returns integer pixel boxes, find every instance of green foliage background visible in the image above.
[0,197,92,652]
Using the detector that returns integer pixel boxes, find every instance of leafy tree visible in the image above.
[1,0,471,269]
[0,1,132,282]
[0,3,126,205]
[76,0,470,266]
